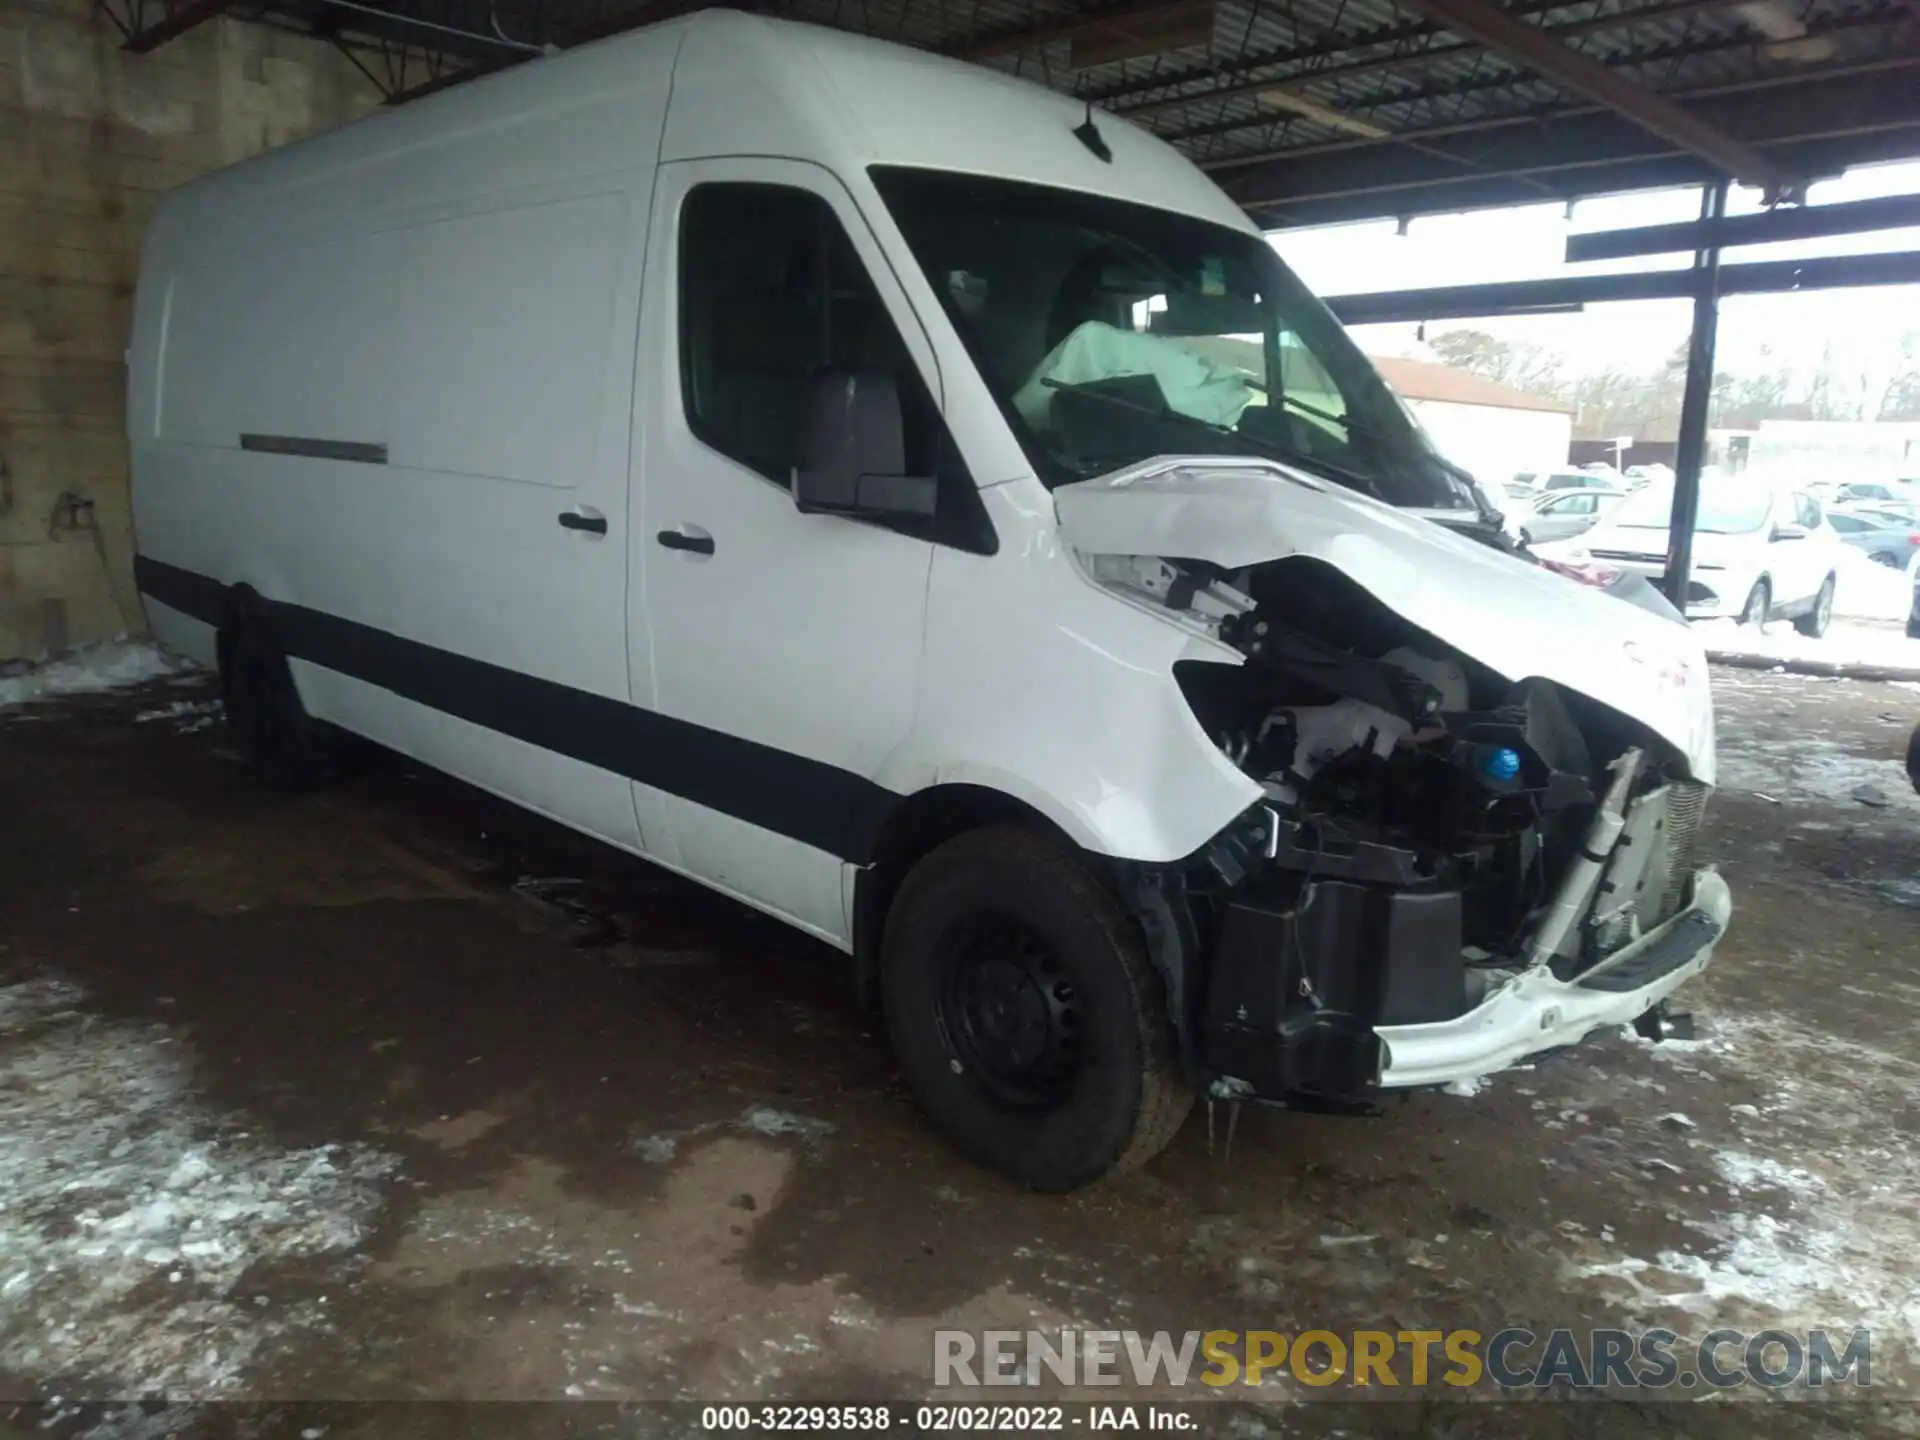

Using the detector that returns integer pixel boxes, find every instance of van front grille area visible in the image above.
[1654,781,1710,925]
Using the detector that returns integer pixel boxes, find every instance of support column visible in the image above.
[1663,181,1728,611]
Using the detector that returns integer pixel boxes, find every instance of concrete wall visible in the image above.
[1,0,377,661]
[1406,398,1574,490]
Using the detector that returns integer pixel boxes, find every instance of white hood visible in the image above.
[1055,456,1716,784]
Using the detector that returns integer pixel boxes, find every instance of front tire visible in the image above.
[881,825,1192,1191]
[1739,578,1771,628]
[220,615,336,790]
[1793,575,1835,639]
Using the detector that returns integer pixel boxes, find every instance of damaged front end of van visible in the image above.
[1062,456,1731,1107]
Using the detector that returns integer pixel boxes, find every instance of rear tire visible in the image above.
[219,614,337,791]
[1793,575,1835,639]
[881,825,1192,1191]
[1738,579,1770,628]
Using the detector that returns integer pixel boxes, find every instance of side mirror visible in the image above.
[1772,522,1808,542]
[793,370,937,520]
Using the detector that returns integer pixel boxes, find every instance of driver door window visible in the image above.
[679,184,939,488]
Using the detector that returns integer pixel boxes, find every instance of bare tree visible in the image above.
[1428,328,1567,397]
[1877,331,1920,422]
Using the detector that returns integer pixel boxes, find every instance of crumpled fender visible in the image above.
[875,483,1262,864]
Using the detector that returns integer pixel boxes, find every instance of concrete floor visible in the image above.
[2,662,1917,1437]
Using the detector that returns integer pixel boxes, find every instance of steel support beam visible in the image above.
[1112,0,1727,123]
[1567,191,1920,263]
[382,0,725,103]
[1088,0,1564,109]
[1070,1,1214,69]
[1663,182,1726,612]
[1165,4,1902,148]
[1219,63,1920,226]
[1257,128,1920,228]
[1322,247,1920,325]
[1393,0,1800,196]
[123,0,239,51]
[944,0,1209,62]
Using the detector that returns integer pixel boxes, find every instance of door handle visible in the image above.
[657,528,715,555]
[558,509,608,535]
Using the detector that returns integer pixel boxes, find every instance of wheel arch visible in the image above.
[851,783,1078,1013]
[850,781,1211,1086]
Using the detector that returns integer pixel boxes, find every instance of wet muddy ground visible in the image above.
[2,662,1917,1437]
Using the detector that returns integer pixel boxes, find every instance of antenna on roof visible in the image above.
[1073,102,1113,164]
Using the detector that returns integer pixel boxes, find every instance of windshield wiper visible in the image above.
[1237,375,1486,512]
[1236,373,1396,454]
[1040,379,1387,500]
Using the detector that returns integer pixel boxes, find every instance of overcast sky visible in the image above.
[1269,157,1920,389]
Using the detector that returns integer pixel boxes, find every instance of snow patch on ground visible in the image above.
[1571,1009,1920,1355]
[736,1107,836,1146]
[1441,1076,1486,1098]
[0,641,191,709]
[133,699,222,734]
[1714,1150,1824,1199]
[1691,549,1919,671]
[633,1106,837,1163]
[0,977,396,1397]
[1699,619,1920,674]
[1712,730,1919,809]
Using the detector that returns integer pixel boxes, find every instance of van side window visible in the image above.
[679,184,939,488]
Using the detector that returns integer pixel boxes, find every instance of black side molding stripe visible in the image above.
[240,433,389,465]
[133,555,895,864]
[135,554,225,627]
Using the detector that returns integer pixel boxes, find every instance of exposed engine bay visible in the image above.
[1098,551,1714,1109]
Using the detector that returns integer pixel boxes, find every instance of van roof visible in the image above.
[152,10,1252,254]
[664,12,1251,231]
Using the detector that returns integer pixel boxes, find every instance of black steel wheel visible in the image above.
[935,916,1085,1114]
[882,825,1191,1191]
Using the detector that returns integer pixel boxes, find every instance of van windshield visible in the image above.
[869,167,1482,512]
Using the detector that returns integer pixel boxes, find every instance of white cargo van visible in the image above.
[129,11,1729,1189]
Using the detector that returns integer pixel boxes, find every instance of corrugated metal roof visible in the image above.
[151,0,1920,223]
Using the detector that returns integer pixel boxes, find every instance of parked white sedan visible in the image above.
[1542,478,1846,636]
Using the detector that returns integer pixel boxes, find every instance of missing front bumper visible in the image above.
[1375,867,1730,1089]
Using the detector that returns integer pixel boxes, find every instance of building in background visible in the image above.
[1743,419,1920,479]
[1368,356,1574,488]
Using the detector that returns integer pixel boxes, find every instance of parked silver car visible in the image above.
[1829,508,1920,569]
[1519,485,1628,545]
